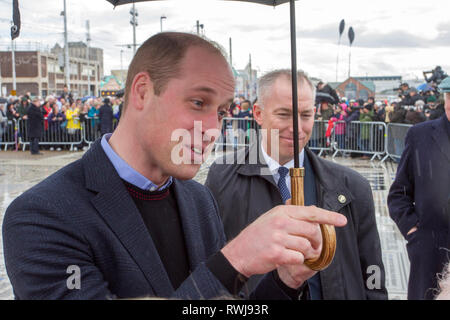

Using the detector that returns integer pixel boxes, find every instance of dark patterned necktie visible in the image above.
[277,166,291,203]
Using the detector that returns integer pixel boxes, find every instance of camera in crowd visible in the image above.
[423,66,448,85]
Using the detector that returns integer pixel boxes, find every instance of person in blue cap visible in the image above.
[388,76,450,300]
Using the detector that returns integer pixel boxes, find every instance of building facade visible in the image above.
[335,77,376,101]
[0,41,103,98]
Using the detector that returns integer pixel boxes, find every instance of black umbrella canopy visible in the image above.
[107,0,291,6]
[106,0,302,168]
[315,92,336,104]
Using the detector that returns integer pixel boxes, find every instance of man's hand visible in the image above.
[275,199,320,289]
[221,205,347,280]
[277,263,316,289]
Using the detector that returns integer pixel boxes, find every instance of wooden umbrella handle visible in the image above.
[289,168,337,271]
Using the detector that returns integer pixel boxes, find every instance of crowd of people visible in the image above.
[223,79,447,158]
[1,77,446,155]
[228,81,446,126]
[0,85,123,153]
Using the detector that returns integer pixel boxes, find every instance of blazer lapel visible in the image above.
[84,141,174,296]
[431,116,450,163]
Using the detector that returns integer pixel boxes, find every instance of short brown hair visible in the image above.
[123,32,226,113]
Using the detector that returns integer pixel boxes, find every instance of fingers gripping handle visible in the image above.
[289,168,337,271]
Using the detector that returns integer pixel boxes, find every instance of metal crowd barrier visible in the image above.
[83,116,102,147]
[4,115,410,164]
[332,121,387,161]
[213,118,336,157]
[0,119,18,151]
[18,118,84,151]
[83,116,120,146]
[307,120,334,156]
[381,123,412,163]
[214,118,389,161]
[214,117,259,152]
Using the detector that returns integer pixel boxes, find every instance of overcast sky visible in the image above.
[1,0,449,83]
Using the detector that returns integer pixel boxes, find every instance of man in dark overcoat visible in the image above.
[388,76,450,300]
[206,69,387,300]
[26,97,45,155]
[99,98,114,135]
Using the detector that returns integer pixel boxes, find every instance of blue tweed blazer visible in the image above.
[2,140,288,300]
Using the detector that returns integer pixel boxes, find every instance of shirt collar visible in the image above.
[101,133,172,191]
[260,141,305,177]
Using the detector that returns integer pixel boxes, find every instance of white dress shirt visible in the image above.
[260,142,305,192]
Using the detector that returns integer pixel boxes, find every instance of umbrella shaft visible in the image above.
[289,0,299,168]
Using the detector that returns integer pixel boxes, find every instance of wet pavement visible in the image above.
[0,149,408,300]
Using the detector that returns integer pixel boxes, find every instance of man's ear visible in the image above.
[129,72,154,111]
[253,104,263,126]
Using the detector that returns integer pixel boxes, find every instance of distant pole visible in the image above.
[196,20,199,35]
[10,0,20,95]
[11,27,16,93]
[63,0,70,90]
[336,19,345,82]
[348,50,351,79]
[160,15,166,32]
[120,49,123,71]
[130,3,138,55]
[86,20,91,96]
[247,53,252,100]
[120,49,125,84]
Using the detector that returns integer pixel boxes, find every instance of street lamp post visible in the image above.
[130,3,138,56]
[63,0,70,90]
[196,20,204,35]
[160,15,166,32]
[11,24,16,94]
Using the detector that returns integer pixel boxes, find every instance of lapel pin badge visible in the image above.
[338,195,347,204]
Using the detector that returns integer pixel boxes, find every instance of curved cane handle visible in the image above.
[289,168,337,271]
[304,223,336,271]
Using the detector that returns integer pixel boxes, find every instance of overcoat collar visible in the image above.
[236,142,353,212]
[431,115,450,163]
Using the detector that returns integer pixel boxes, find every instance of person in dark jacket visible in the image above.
[317,81,339,104]
[389,103,407,124]
[388,78,450,300]
[47,104,66,140]
[6,102,20,121]
[401,87,423,107]
[99,98,114,135]
[344,104,361,157]
[426,99,445,121]
[26,97,45,155]
[60,84,73,105]
[405,100,426,125]
[206,69,387,300]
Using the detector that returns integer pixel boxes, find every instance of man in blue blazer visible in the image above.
[388,77,450,300]
[2,32,346,300]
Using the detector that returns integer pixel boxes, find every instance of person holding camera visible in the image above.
[405,100,426,125]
